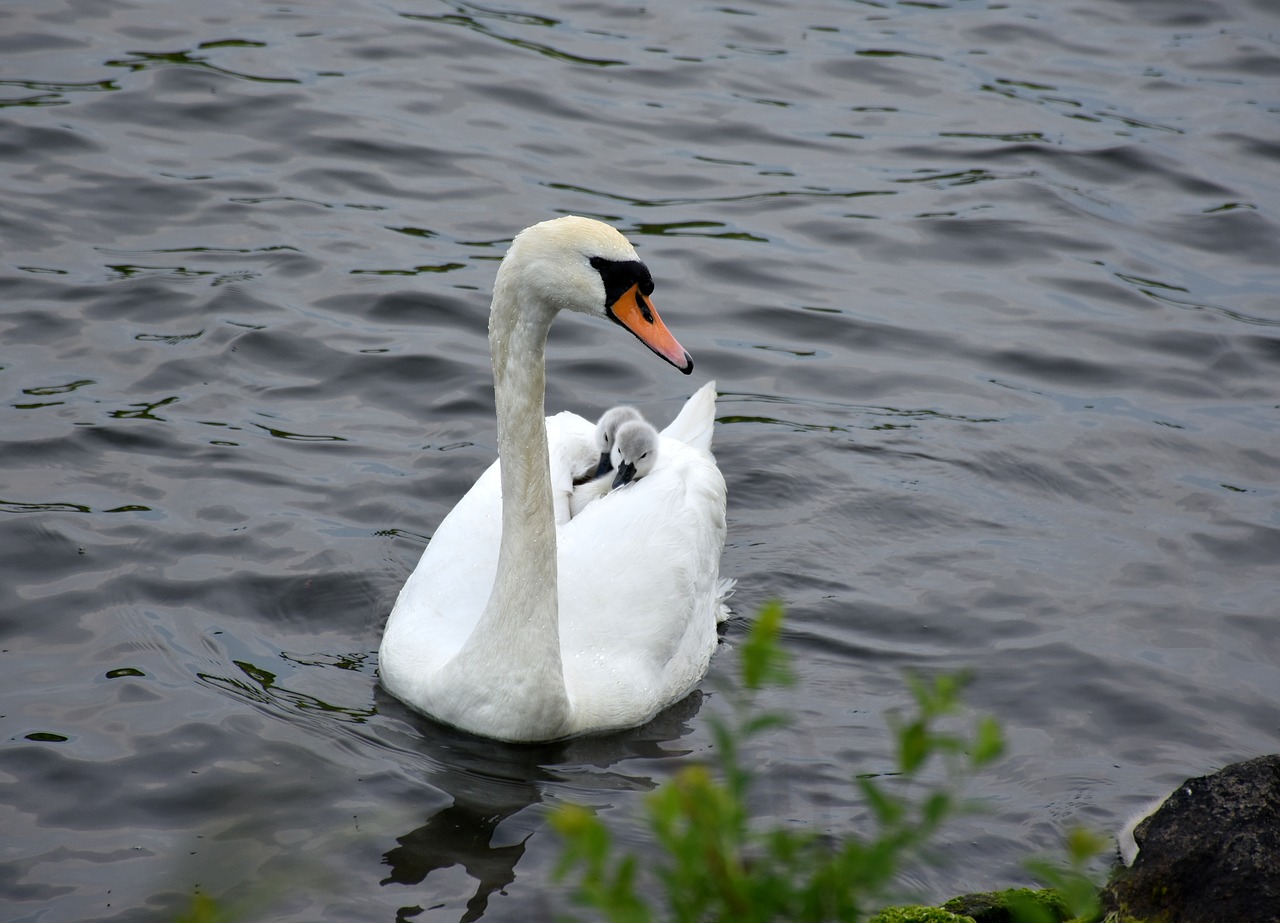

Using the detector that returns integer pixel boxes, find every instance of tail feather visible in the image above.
[714,576,736,623]
[661,380,718,454]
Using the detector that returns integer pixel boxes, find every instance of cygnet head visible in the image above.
[610,420,660,490]
[592,405,643,477]
[494,216,692,373]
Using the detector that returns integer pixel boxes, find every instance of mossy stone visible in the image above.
[869,906,974,923]
[942,888,1069,922]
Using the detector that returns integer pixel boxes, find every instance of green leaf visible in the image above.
[741,711,790,737]
[176,894,228,923]
[898,721,928,773]
[549,604,1083,923]
[921,791,952,828]
[856,776,904,827]
[740,599,793,690]
[1065,826,1108,864]
[972,716,1005,766]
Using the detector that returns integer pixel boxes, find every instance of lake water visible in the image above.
[2,0,1278,920]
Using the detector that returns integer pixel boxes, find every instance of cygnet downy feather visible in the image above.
[569,419,660,517]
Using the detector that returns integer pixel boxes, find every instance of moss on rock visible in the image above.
[941,888,1070,922]
[869,906,975,923]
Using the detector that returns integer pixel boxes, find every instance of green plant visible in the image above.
[177,893,231,923]
[552,601,1006,922]
[1017,827,1108,922]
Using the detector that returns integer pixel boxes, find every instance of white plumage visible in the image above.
[379,216,730,742]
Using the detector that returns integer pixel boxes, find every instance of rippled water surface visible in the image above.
[3,0,1278,920]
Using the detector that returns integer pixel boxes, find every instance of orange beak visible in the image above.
[606,284,694,374]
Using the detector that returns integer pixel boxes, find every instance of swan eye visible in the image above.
[589,256,654,308]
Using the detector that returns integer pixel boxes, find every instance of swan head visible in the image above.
[498,216,693,373]
[592,405,643,477]
[609,419,660,489]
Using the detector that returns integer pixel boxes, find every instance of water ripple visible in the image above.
[3,0,1279,917]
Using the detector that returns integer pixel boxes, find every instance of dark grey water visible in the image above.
[3,0,1278,920]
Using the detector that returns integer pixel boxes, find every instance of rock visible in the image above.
[868,906,974,923]
[1102,753,1280,923]
[942,888,1068,922]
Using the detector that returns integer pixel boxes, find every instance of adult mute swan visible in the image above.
[569,418,660,518]
[380,216,729,743]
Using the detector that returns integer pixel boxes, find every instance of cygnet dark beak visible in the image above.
[611,460,637,490]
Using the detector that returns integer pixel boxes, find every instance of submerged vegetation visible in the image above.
[553,602,1104,923]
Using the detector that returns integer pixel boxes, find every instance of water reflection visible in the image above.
[188,630,708,920]
[200,657,377,722]
[384,801,527,923]
[104,47,299,84]
[397,7,625,69]
[375,691,704,922]
[0,77,119,109]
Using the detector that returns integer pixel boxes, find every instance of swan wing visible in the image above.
[556,436,727,732]
[547,412,598,524]
[380,412,595,697]
[568,476,610,518]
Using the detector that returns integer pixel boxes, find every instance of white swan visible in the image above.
[569,418,661,518]
[380,216,730,743]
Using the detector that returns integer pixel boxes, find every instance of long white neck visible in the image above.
[433,276,572,741]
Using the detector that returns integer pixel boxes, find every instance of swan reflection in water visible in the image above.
[375,686,707,922]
